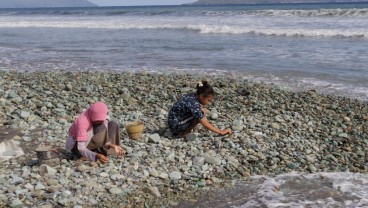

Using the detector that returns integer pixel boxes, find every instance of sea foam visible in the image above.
[234,172,368,208]
[0,18,367,39]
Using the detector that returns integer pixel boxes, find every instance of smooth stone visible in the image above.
[121,93,131,101]
[63,190,72,196]
[58,198,69,205]
[76,165,88,172]
[11,135,22,141]
[287,162,298,170]
[149,134,160,143]
[164,130,173,137]
[155,109,167,116]
[24,183,34,189]
[232,125,243,131]
[146,186,161,198]
[124,146,133,154]
[232,119,244,131]
[39,164,57,176]
[27,115,37,122]
[84,181,99,188]
[202,164,209,171]
[343,117,351,122]
[185,133,197,142]
[271,123,280,129]
[100,172,109,177]
[253,131,263,136]
[306,155,315,163]
[47,186,57,193]
[20,111,30,118]
[210,111,218,120]
[10,176,24,185]
[169,171,182,180]
[227,156,238,164]
[236,88,251,96]
[356,150,365,156]
[9,199,23,207]
[228,141,236,149]
[150,169,159,177]
[197,181,206,187]
[22,136,32,142]
[6,91,18,99]
[39,205,53,208]
[65,84,73,91]
[159,173,168,179]
[309,164,317,173]
[46,179,59,186]
[110,174,123,181]
[339,133,348,138]
[205,155,222,166]
[59,118,68,124]
[31,190,45,198]
[15,189,28,195]
[192,157,205,166]
[35,183,46,190]
[237,167,250,177]
[109,187,123,195]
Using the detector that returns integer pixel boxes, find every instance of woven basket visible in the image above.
[125,121,144,140]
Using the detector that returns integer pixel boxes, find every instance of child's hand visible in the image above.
[219,129,232,135]
[96,153,109,163]
[114,145,125,156]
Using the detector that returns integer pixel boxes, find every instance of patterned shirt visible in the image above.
[168,93,204,132]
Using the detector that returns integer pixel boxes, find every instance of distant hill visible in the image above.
[0,0,97,8]
[191,0,368,4]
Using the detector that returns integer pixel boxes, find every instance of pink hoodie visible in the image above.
[68,102,108,142]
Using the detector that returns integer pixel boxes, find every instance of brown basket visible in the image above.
[125,121,144,140]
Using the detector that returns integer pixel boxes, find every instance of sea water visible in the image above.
[176,172,368,208]
[0,3,367,100]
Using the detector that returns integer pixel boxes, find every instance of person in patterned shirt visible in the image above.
[168,81,232,137]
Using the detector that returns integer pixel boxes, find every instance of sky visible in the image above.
[89,0,197,6]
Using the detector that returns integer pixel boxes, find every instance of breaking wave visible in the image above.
[0,7,368,17]
[0,20,366,39]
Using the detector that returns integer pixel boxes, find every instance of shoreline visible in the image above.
[2,68,367,103]
[0,71,367,207]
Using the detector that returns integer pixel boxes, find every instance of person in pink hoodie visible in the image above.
[65,102,125,163]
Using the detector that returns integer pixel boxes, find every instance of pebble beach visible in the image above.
[0,71,367,207]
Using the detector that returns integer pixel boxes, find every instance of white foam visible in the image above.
[249,8,368,17]
[236,172,368,208]
[187,24,368,38]
[187,8,368,17]
[0,21,366,39]
[1,8,368,17]
[0,14,367,39]
[297,77,368,99]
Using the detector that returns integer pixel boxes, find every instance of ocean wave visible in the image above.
[0,9,183,17]
[248,8,368,17]
[186,8,368,17]
[187,24,368,38]
[0,21,366,39]
[1,8,368,17]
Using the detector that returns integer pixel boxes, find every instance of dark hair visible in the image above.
[196,81,214,97]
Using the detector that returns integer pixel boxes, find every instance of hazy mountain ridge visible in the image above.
[0,0,97,8]
[192,0,368,5]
